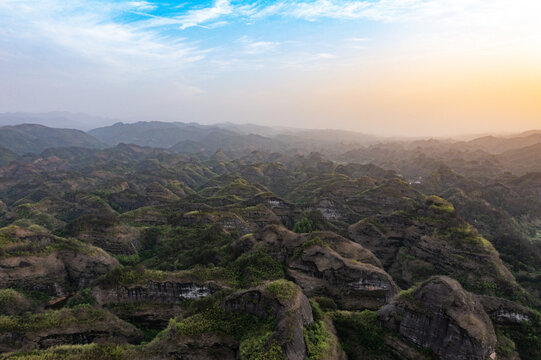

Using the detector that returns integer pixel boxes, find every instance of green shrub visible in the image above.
[496,330,516,357]
[290,237,328,261]
[146,224,234,271]
[240,331,285,360]
[1,343,128,360]
[330,310,388,358]
[313,297,337,311]
[293,216,316,233]
[98,266,167,287]
[309,299,324,322]
[114,254,140,266]
[66,288,96,308]
[230,249,284,288]
[0,305,108,334]
[168,300,271,341]
[263,280,298,302]
[504,310,541,360]
[304,321,331,360]
[0,289,32,315]
[426,195,455,214]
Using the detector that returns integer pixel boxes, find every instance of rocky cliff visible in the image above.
[222,280,314,360]
[93,280,218,305]
[0,305,142,353]
[348,196,525,302]
[234,225,399,310]
[379,276,497,360]
[0,226,118,296]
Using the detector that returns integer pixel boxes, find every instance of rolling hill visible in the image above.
[0,124,105,154]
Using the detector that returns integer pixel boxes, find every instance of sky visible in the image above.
[1,0,540,136]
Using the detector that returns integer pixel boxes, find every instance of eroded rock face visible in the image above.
[311,199,346,221]
[222,280,313,360]
[0,289,33,315]
[69,217,142,256]
[478,295,533,326]
[0,253,67,294]
[180,211,252,235]
[237,225,399,310]
[107,303,185,330]
[348,200,520,298]
[288,245,399,309]
[232,204,282,231]
[61,249,119,289]
[0,246,118,296]
[245,193,299,228]
[144,332,238,360]
[0,308,142,354]
[92,280,218,305]
[379,276,497,360]
[91,275,221,332]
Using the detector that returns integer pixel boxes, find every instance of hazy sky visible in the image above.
[1,0,540,136]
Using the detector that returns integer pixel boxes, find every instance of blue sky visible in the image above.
[1,0,540,135]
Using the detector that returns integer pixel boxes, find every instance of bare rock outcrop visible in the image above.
[92,273,221,329]
[348,197,522,301]
[67,215,142,255]
[478,295,533,326]
[288,244,398,309]
[222,280,313,360]
[92,280,219,305]
[0,306,142,354]
[379,276,497,360]
[0,227,118,296]
[235,225,399,310]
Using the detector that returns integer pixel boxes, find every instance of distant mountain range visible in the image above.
[465,133,541,154]
[88,121,381,156]
[0,112,115,131]
[0,113,540,177]
[89,121,239,148]
[0,124,105,155]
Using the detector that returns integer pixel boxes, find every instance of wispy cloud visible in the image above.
[239,36,280,55]
[177,0,233,30]
[151,0,541,33]
[281,0,371,21]
[2,0,540,81]
[3,1,539,68]
[127,1,157,11]
[134,0,260,30]
[315,52,336,59]
[0,0,205,74]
